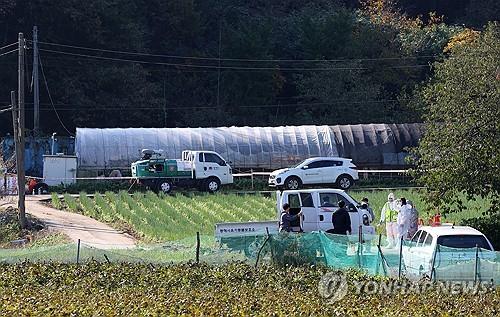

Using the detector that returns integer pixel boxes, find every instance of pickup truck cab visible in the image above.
[402,225,495,277]
[268,157,359,190]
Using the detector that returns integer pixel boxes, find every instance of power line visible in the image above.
[38,53,75,136]
[0,49,18,58]
[0,107,12,114]
[0,42,18,51]
[25,99,405,111]
[39,48,433,71]
[32,40,442,63]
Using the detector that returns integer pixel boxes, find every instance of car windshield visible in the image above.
[290,160,307,168]
[437,235,491,250]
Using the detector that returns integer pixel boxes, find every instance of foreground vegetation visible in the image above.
[0,262,498,316]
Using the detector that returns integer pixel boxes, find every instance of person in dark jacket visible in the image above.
[329,200,351,235]
[279,203,303,232]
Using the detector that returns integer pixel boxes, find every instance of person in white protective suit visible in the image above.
[379,193,399,248]
[396,197,412,248]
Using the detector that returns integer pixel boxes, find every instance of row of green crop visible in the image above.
[52,191,276,241]
[1,262,498,316]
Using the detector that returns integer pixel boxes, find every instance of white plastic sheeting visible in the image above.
[76,126,338,170]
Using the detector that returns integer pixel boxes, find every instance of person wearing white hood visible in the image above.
[379,193,399,248]
[396,197,412,248]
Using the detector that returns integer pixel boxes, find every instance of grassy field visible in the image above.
[51,189,490,242]
[0,262,498,316]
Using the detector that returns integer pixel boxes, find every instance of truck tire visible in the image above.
[205,177,221,193]
[284,176,301,190]
[336,174,354,190]
[156,180,173,194]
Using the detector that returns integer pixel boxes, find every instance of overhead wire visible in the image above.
[23,98,404,111]
[38,48,433,71]
[32,40,441,63]
[38,52,75,136]
[0,49,18,58]
[0,42,18,51]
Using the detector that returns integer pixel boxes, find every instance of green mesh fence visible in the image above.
[1,232,499,284]
[432,245,500,284]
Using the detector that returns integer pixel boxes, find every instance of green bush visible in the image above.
[0,262,497,316]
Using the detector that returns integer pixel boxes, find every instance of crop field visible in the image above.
[52,191,276,241]
[51,189,490,242]
[0,262,498,316]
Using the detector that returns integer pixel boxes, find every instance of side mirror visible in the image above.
[302,165,309,170]
[347,203,357,213]
[228,161,233,165]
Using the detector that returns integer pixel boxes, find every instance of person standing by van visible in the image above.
[361,197,375,222]
[397,197,412,245]
[330,200,352,235]
[279,203,303,233]
[379,193,399,248]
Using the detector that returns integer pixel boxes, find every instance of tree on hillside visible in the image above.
[413,23,500,215]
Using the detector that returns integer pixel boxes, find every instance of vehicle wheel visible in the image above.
[284,176,301,190]
[33,183,49,194]
[156,180,173,194]
[336,174,354,190]
[205,177,221,193]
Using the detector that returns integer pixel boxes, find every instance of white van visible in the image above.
[215,189,375,239]
[276,189,374,236]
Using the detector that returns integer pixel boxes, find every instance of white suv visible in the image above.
[268,157,359,190]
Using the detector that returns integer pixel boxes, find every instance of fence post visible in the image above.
[251,168,254,189]
[196,232,200,264]
[474,244,479,283]
[255,227,271,269]
[430,244,438,282]
[76,239,81,264]
[358,225,362,268]
[375,234,382,275]
[398,235,403,279]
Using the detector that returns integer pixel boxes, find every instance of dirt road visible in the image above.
[2,195,136,249]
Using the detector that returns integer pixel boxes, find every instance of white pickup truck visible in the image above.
[215,189,375,240]
[132,150,233,193]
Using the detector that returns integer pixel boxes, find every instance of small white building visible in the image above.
[43,154,77,186]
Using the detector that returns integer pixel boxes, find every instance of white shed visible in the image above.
[42,154,77,186]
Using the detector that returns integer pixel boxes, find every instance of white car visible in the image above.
[402,225,495,278]
[268,157,359,190]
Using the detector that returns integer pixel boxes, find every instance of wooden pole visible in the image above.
[76,239,81,264]
[196,232,200,263]
[16,33,27,229]
[398,235,403,279]
[474,244,479,283]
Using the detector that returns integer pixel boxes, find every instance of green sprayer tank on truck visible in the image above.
[131,150,233,193]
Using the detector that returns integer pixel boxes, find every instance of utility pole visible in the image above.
[16,32,28,229]
[216,20,222,125]
[33,26,40,135]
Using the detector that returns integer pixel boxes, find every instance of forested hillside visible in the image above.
[0,0,497,135]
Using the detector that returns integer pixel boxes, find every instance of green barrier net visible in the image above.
[1,232,499,284]
[432,245,500,284]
